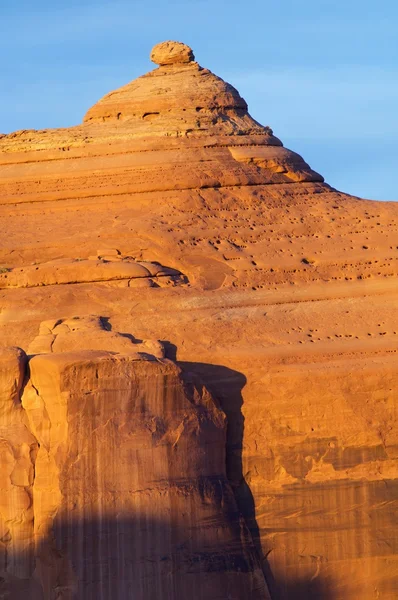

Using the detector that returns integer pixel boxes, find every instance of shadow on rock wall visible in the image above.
[177,360,336,600]
[272,577,335,600]
[1,347,335,600]
[178,362,270,585]
[1,510,265,600]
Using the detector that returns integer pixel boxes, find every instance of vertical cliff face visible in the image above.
[0,321,269,599]
[236,357,398,599]
[0,348,41,598]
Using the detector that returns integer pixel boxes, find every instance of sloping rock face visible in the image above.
[0,41,397,599]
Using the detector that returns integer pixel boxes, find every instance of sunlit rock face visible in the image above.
[22,351,267,600]
[0,39,397,600]
[0,321,268,600]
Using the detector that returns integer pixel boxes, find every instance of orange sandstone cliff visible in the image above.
[0,41,397,599]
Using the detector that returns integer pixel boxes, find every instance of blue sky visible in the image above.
[1,0,397,200]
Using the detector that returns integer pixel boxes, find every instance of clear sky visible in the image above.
[2,0,397,200]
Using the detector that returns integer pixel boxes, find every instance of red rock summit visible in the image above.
[0,41,397,600]
[150,40,195,64]
[85,39,255,131]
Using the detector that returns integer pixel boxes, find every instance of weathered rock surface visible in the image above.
[0,256,184,289]
[26,315,165,357]
[21,349,267,599]
[0,40,397,599]
[0,347,40,598]
[0,323,269,599]
[151,40,195,65]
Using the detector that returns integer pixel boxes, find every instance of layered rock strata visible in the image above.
[0,256,184,290]
[0,41,397,599]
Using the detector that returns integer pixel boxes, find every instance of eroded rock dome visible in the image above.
[83,40,260,137]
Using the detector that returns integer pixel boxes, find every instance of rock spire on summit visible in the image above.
[150,41,195,65]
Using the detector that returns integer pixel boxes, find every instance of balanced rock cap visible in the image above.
[150,41,195,65]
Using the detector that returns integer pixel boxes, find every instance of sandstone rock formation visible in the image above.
[1,323,269,599]
[0,256,183,290]
[0,41,397,599]
[151,40,195,65]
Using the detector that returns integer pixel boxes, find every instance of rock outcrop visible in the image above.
[0,41,397,599]
[0,256,184,289]
[1,322,269,599]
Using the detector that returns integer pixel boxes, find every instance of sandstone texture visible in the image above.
[0,332,267,599]
[0,41,397,599]
[0,347,38,597]
[22,346,267,599]
[151,41,195,65]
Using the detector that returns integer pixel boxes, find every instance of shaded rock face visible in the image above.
[0,348,38,594]
[0,324,269,599]
[0,40,397,600]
